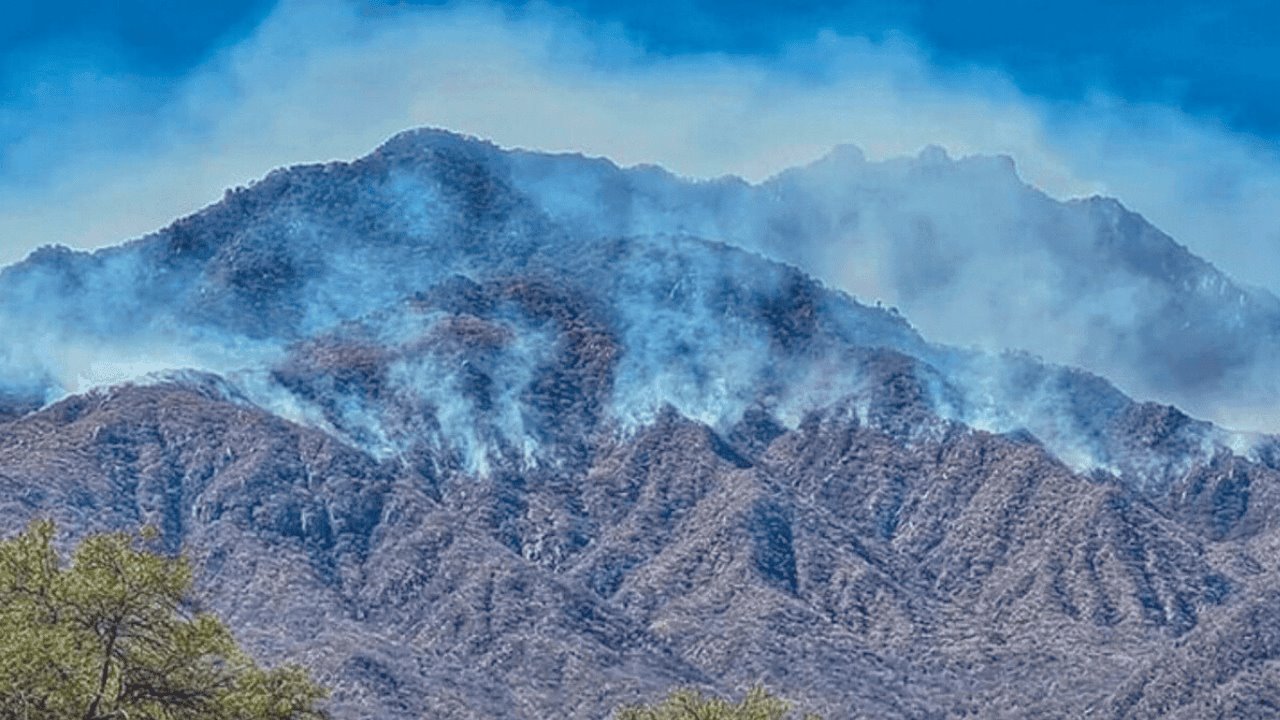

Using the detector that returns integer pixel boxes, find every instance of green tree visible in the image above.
[0,520,328,720]
[615,686,822,720]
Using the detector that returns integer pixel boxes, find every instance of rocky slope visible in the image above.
[1,129,1279,718]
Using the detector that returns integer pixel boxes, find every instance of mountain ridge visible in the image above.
[3,128,1280,717]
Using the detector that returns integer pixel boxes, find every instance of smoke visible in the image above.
[0,137,1243,486]
[2,0,1280,293]
[0,0,1278,477]
[500,143,1280,434]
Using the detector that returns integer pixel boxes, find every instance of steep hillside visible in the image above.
[1,129,1278,718]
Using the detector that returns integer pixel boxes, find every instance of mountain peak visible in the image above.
[916,143,951,164]
[818,142,868,166]
[374,126,495,158]
[2,127,1280,719]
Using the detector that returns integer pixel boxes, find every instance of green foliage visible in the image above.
[0,519,328,720]
[615,686,822,720]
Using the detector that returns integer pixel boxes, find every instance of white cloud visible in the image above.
[0,0,1277,292]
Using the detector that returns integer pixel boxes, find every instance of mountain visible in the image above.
[2,128,1280,718]
[503,141,1280,433]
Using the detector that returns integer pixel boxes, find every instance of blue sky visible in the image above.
[6,1,1277,134]
[1,0,1278,289]
[540,0,1280,135]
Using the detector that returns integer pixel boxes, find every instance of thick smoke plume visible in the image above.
[5,0,1280,299]
[506,144,1280,433]
[0,129,1261,488]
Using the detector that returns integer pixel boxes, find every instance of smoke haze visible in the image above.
[1,2,1279,475]
[2,0,1280,293]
